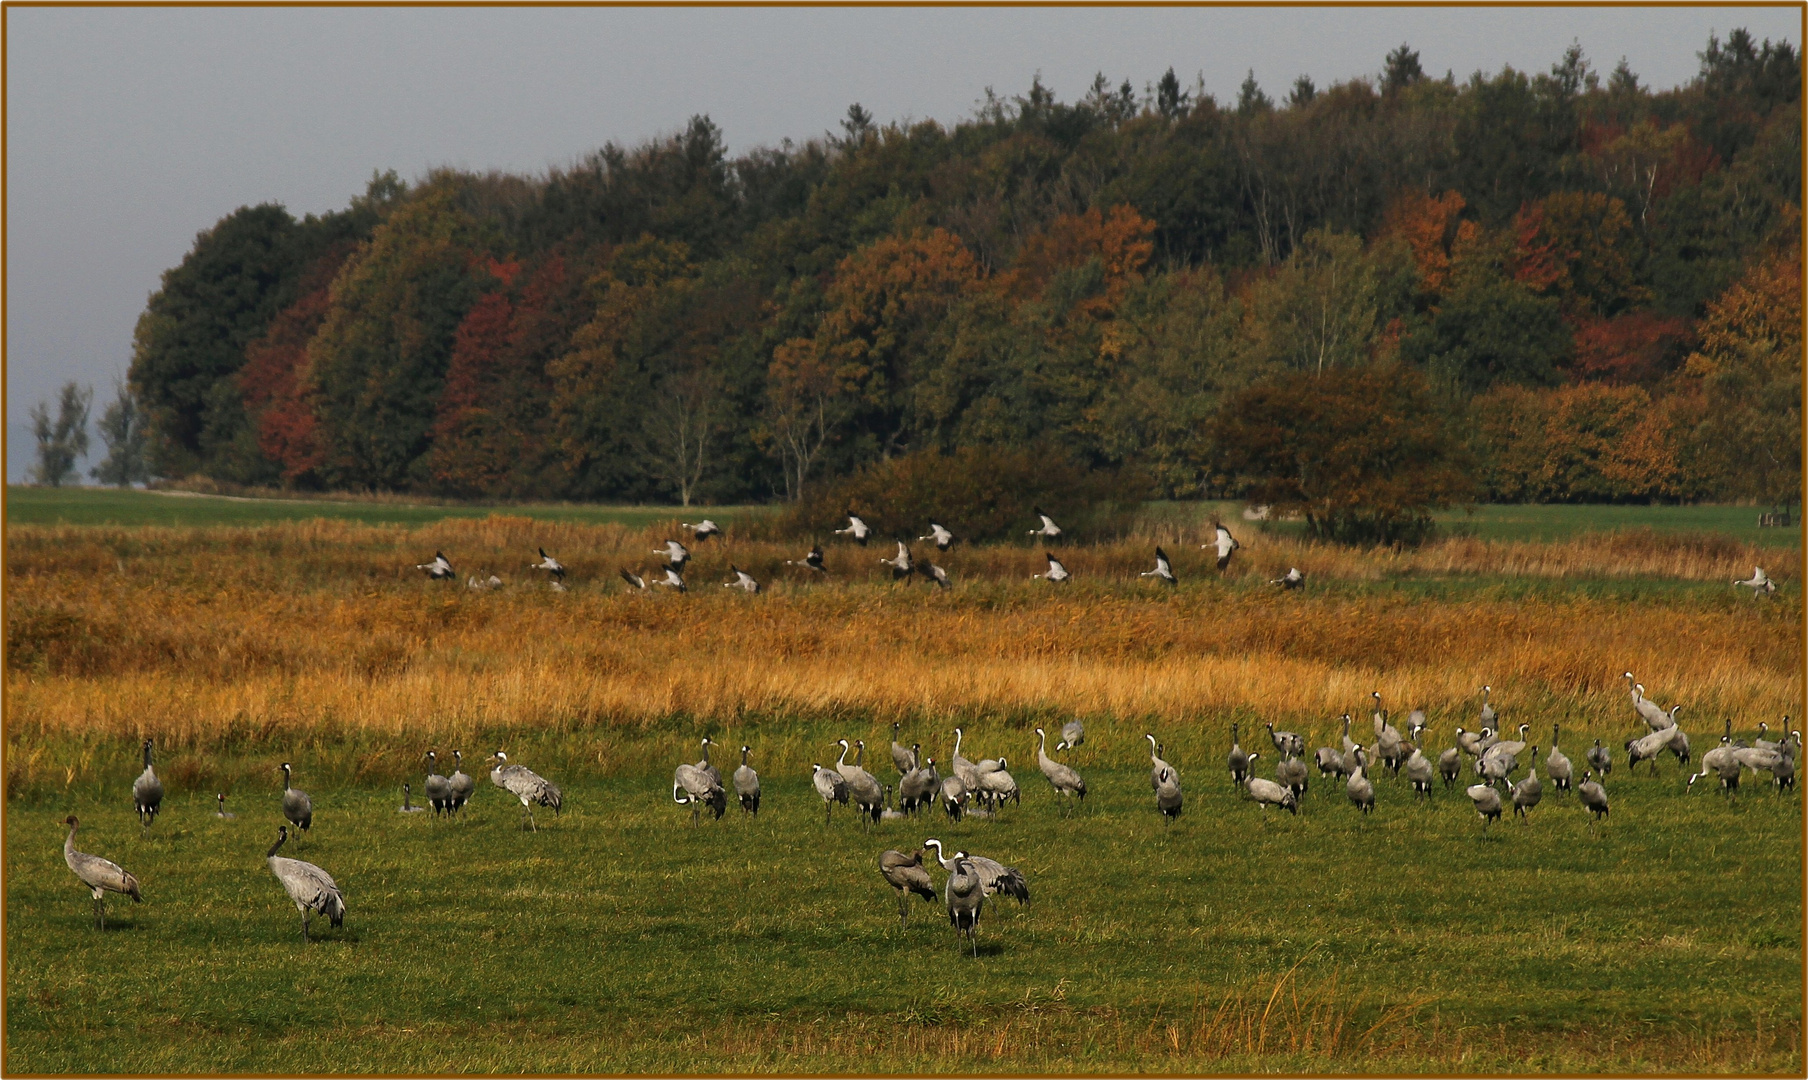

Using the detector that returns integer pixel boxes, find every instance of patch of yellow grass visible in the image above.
[6,520,1798,764]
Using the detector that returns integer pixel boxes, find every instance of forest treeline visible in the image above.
[127,34,1802,509]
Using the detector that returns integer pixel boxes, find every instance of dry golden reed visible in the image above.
[6,518,1799,767]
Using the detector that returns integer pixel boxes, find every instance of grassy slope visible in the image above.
[5,760,1800,1074]
[9,486,1802,546]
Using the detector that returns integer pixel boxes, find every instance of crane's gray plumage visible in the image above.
[1032,552,1070,583]
[1733,566,1776,598]
[834,514,873,545]
[1230,723,1253,786]
[724,565,761,593]
[1546,727,1572,793]
[279,762,313,835]
[924,839,1029,906]
[1141,546,1177,585]
[951,728,980,791]
[673,762,727,824]
[1438,744,1462,788]
[1270,566,1305,590]
[943,853,984,956]
[1625,726,1679,775]
[1275,753,1308,801]
[1155,767,1183,822]
[1033,728,1086,808]
[132,739,163,829]
[919,522,955,551]
[787,544,828,574]
[447,750,474,814]
[1265,722,1304,760]
[882,541,914,580]
[1028,507,1062,540]
[1240,754,1299,814]
[398,783,426,813]
[879,848,938,925]
[265,826,344,941]
[1577,770,1610,828]
[899,756,939,814]
[424,751,452,816]
[684,519,723,542]
[891,723,916,775]
[1346,748,1375,814]
[1466,783,1503,827]
[416,551,454,579]
[837,740,885,823]
[1207,524,1239,570]
[1511,762,1543,821]
[695,738,722,787]
[488,752,562,830]
[215,792,237,819]
[531,547,565,580]
[1146,734,1177,790]
[655,539,691,568]
[1404,740,1434,800]
[975,762,1020,810]
[918,561,952,589]
[732,745,761,816]
[1056,719,1084,752]
[813,763,850,825]
[939,774,968,820]
[64,816,140,929]
[1587,738,1612,776]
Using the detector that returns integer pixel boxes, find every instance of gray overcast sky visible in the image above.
[6,5,1800,482]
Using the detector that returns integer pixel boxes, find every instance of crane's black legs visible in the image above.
[93,896,105,930]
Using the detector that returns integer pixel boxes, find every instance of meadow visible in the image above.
[3,498,1802,1073]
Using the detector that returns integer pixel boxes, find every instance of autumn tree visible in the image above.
[1675,250,1802,505]
[1210,364,1474,544]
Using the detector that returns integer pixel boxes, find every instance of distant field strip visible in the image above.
[5,520,1797,766]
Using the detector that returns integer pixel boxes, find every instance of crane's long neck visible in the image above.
[267,831,286,859]
[143,743,154,769]
[65,822,77,854]
[741,747,750,766]
[1037,729,1048,758]
[700,741,712,767]
[281,765,292,792]
[953,730,963,758]
[836,743,849,768]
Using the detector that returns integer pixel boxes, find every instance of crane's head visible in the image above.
[741,745,750,755]
[492,751,508,764]
[701,737,713,747]
[426,750,437,763]
[836,739,849,750]
[279,762,291,773]
[65,814,78,827]
[453,750,462,763]
[923,838,943,854]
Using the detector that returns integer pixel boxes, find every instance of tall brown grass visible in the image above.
[6,519,1798,772]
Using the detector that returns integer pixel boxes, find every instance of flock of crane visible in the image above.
[63,669,1796,954]
[56,514,1787,952]
[416,511,1317,594]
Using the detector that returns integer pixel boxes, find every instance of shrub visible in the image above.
[771,445,1147,543]
[1208,364,1474,546]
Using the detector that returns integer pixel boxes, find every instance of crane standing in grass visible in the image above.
[488,752,563,830]
[1033,728,1086,808]
[64,816,141,929]
[280,762,313,839]
[265,826,345,941]
[878,849,937,926]
[133,739,163,829]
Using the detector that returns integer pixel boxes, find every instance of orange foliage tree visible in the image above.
[1474,383,1682,502]
[1380,189,1478,297]
[1511,191,1645,316]
[1675,249,1802,503]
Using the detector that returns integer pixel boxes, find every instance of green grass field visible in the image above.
[5,745,1800,1074]
[4,492,1800,1073]
[9,485,1799,546]
[2,486,766,531]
